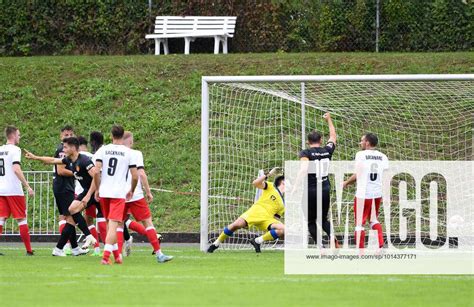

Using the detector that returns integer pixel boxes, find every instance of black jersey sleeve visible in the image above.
[61,157,68,165]
[81,156,95,172]
[299,149,310,159]
[324,141,336,155]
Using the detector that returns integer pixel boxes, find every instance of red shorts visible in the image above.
[85,205,97,218]
[354,197,382,226]
[124,198,151,221]
[100,198,126,222]
[0,196,27,219]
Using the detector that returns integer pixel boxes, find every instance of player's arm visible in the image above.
[93,160,102,201]
[139,168,153,203]
[252,167,279,190]
[126,167,138,201]
[323,113,336,144]
[24,150,65,165]
[12,164,34,197]
[343,174,356,188]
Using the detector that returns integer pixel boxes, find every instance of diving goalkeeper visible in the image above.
[207,168,285,253]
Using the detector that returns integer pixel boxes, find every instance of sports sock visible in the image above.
[117,228,124,254]
[72,213,91,236]
[97,218,107,243]
[255,229,279,244]
[18,221,32,253]
[89,225,100,248]
[213,227,233,246]
[371,223,384,248]
[126,220,146,236]
[145,226,160,253]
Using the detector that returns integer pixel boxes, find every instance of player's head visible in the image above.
[62,137,79,157]
[60,125,74,141]
[360,133,378,150]
[111,125,125,141]
[89,131,104,153]
[307,131,322,146]
[274,175,285,193]
[5,125,20,145]
[77,136,88,152]
[123,131,134,148]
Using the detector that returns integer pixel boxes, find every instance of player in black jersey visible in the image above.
[25,137,98,256]
[298,113,340,248]
[53,125,75,248]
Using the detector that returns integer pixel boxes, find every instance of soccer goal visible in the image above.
[200,74,474,251]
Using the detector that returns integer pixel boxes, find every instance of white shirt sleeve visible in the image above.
[136,151,144,169]
[12,147,21,164]
[93,147,104,164]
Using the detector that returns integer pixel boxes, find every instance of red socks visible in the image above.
[117,228,124,254]
[127,220,146,236]
[371,223,384,248]
[19,221,32,253]
[89,225,100,248]
[97,218,107,243]
[145,227,160,253]
[355,228,366,248]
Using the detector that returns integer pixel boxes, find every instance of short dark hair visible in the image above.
[90,131,104,153]
[61,125,74,132]
[307,131,322,144]
[77,136,88,146]
[62,137,79,150]
[274,175,285,188]
[5,125,18,139]
[111,125,124,139]
[364,133,378,146]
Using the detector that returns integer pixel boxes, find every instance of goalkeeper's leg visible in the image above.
[207,218,247,253]
[250,223,284,253]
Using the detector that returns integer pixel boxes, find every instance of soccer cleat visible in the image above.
[0,252,4,256]
[101,259,112,265]
[249,238,261,253]
[64,243,72,255]
[26,251,35,256]
[207,244,219,253]
[125,237,133,257]
[157,253,173,263]
[52,247,66,257]
[72,247,89,256]
[82,234,97,249]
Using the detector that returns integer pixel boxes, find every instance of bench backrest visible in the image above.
[154,16,237,37]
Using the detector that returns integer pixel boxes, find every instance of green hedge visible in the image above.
[0,0,472,55]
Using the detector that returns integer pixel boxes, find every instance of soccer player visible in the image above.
[0,126,34,256]
[53,125,75,253]
[298,113,340,248]
[118,131,173,262]
[76,136,102,256]
[93,125,138,265]
[343,133,389,249]
[25,137,98,256]
[207,167,285,253]
[89,131,107,245]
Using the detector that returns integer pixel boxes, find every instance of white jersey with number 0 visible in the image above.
[95,144,136,199]
[355,149,389,199]
[0,144,23,196]
[126,149,145,203]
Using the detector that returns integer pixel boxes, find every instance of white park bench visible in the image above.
[145,16,237,55]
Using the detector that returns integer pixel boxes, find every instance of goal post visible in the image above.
[200,74,474,252]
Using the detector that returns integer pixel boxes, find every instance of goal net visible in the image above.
[200,75,473,251]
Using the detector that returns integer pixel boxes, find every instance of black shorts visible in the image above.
[54,192,75,216]
[76,191,102,212]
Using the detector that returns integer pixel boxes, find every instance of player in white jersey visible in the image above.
[343,133,389,249]
[119,131,173,263]
[93,125,138,265]
[0,126,34,255]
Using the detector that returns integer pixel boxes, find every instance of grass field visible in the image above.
[0,244,472,306]
[1,52,473,232]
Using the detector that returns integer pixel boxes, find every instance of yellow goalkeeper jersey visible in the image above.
[253,182,285,217]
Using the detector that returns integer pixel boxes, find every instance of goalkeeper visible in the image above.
[207,168,285,253]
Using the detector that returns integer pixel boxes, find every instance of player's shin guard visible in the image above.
[145,226,160,253]
[18,220,32,253]
[72,213,91,236]
[117,228,124,254]
[214,227,233,246]
[89,225,100,248]
[371,222,384,248]
[69,226,78,249]
[97,218,107,243]
[355,226,365,248]
[126,220,146,236]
